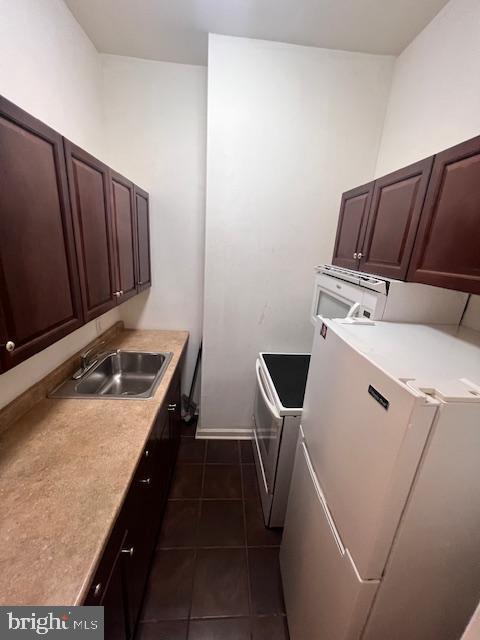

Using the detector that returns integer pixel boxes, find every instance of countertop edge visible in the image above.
[74,331,188,605]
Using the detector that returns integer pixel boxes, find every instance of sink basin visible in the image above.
[49,350,173,400]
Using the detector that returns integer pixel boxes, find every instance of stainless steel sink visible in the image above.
[49,351,173,400]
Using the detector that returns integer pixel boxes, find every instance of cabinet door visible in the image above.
[64,141,117,322]
[0,97,83,371]
[167,372,182,462]
[332,182,373,270]
[85,528,129,640]
[408,136,480,293]
[152,403,172,515]
[134,186,151,292]
[123,433,161,637]
[110,171,138,303]
[360,157,433,279]
[102,534,129,640]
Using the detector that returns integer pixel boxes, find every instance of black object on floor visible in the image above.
[137,438,289,640]
[182,343,202,423]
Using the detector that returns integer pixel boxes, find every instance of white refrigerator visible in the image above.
[280,318,480,640]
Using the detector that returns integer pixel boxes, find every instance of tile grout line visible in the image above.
[184,438,208,638]
[239,440,255,640]
[144,441,288,637]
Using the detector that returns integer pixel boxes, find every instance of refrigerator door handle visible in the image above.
[255,359,281,420]
[301,441,345,556]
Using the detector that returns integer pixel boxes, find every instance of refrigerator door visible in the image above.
[280,434,379,640]
[362,402,480,640]
[302,320,438,579]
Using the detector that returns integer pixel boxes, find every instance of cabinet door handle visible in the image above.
[353,253,357,259]
[357,252,363,259]
[121,547,134,557]
[139,478,151,485]
[168,403,177,412]
[144,449,150,458]
[93,583,102,598]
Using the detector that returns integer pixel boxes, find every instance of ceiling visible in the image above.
[64,0,449,66]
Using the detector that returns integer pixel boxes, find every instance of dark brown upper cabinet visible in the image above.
[110,171,138,303]
[64,141,117,322]
[359,157,433,279]
[0,97,83,372]
[332,182,374,270]
[408,136,480,294]
[134,186,151,292]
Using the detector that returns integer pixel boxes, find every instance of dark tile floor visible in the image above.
[137,428,289,640]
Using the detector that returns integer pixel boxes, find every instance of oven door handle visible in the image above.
[255,359,281,420]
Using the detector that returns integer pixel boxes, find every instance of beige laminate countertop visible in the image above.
[0,329,188,606]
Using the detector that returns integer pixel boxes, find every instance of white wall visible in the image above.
[0,3,206,408]
[201,34,394,435]
[0,0,122,410]
[0,0,104,157]
[101,55,207,392]
[375,0,480,177]
[374,0,480,331]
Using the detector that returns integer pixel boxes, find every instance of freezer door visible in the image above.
[302,322,437,579]
[280,435,379,640]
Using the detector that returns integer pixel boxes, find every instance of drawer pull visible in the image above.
[168,404,176,412]
[144,449,150,458]
[93,583,102,598]
[139,478,151,485]
[121,547,134,557]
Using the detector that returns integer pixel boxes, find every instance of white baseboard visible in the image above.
[195,427,253,440]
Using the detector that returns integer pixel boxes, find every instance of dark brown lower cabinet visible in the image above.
[100,532,129,640]
[84,372,182,639]
[167,370,182,460]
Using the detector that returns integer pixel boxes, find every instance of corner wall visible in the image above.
[101,54,207,393]
[0,0,121,409]
[0,0,104,157]
[201,34,394,436]
[374,0,480,331]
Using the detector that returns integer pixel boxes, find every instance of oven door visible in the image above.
[253,359,283,498]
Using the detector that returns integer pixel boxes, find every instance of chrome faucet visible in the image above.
[72,341,106,380]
